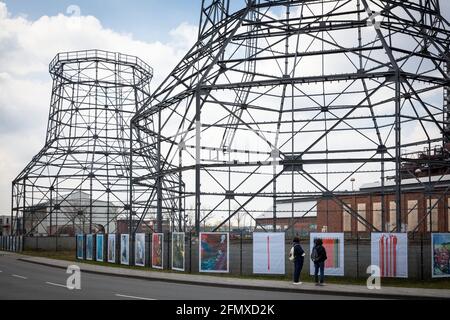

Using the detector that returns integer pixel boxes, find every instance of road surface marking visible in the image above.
[115,294,156,300]
[46,282,67,288]
[12,274,27,279]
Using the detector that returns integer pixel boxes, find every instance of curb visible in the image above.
[17,257,448,300]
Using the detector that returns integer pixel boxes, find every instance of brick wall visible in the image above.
[317,190,450,234]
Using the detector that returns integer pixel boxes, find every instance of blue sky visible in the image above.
[2,0,201,42]
[4,0,450,42]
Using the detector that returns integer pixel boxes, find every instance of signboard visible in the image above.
[253,233,285,274]
[199,232,229,273]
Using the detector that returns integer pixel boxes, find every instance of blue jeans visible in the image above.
[293,258,304,283]
[314,262,325,283]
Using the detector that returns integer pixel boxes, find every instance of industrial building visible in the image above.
[255,200,317,236]
[317,176,450,235]
[0,216,12,236]
[22,190,119,236]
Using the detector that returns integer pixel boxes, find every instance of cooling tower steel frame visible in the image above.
[133,0,450,236]
[11,50,178,236]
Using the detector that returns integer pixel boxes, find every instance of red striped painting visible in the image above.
[322,238,340,269]
[379,234,398,277]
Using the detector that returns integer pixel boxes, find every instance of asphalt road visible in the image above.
[0,254,376,300]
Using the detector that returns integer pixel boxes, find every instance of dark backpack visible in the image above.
[311,246,319,262]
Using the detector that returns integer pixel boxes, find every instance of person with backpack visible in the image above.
[311,238,327,286]
[289,237,305,284]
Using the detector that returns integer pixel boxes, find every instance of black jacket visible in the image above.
[293,243,305,261]
[313,245,327,263]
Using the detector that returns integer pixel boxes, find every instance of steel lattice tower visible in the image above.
[12,50,157,236]
[133,0,450,235]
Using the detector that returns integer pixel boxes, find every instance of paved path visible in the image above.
[2,252,449,299]
[0,253,372,300]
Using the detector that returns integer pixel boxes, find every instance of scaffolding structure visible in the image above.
[132,0,450,235]
[12,50,161,236]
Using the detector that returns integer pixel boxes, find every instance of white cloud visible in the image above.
[169,22,198,49]
[0,2,6,19]
[0,2,196,214]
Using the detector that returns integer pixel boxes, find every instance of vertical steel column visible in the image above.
[195,89,202,235]
[11,184,16,235]
[445,56,450,147]
[395,72,402,231]
[50,186,53,236]
[179,149,183,232]
[89,173,93,233]
[157,100,163,233]
[272,175,277,232]
[228,153,231,232]
[21,186,25,236]
[129,123,134,237]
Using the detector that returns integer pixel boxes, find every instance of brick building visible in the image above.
[255,200,317,236]
[317,175,450,234]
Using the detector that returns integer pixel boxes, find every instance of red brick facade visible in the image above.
[317,191,450,234]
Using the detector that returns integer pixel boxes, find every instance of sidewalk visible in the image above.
[15,254,450,300]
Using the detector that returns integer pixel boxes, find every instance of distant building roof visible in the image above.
[30,190,119,209]
[360,174,450,192]
[257,201,317,219]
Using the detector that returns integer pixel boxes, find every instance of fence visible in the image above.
[17,232,444,281]
[23,236,75,251]
[0,236,24,253]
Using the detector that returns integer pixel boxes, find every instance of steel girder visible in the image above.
[133,0,450,235]
[11,50,167,236]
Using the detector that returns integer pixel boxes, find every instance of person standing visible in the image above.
[290,237,305,284]
[311,238,327,286]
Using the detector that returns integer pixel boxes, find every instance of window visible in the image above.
[407,200,418,232]
[343,204,352,232]
[389,201,397,232]
[372,202,382,231]
[427,199,439,232]
[0,219,2,225]
[357,203,366,232]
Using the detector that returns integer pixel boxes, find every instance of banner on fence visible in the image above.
[253,233,285,275]
[172,232,185,271]
[432,233,450,278]
[76,234,84,259]
[309,233,345,276]
[152,233,164,269]
[86,234,94,261]
[120,234,130,265]
[108,234,116,263]
[199,232,229,273]
[371,233,408,278]
[96,234,104,262]
[135,233,146,267]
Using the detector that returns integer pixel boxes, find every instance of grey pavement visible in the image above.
[1,251,449,300]
[0,252,370,300]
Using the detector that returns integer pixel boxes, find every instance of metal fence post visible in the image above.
[240,231,243,276]
[356,233,359,279]
[168,231,171,271]
[420,233,424,280]
[189,233,192,274]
